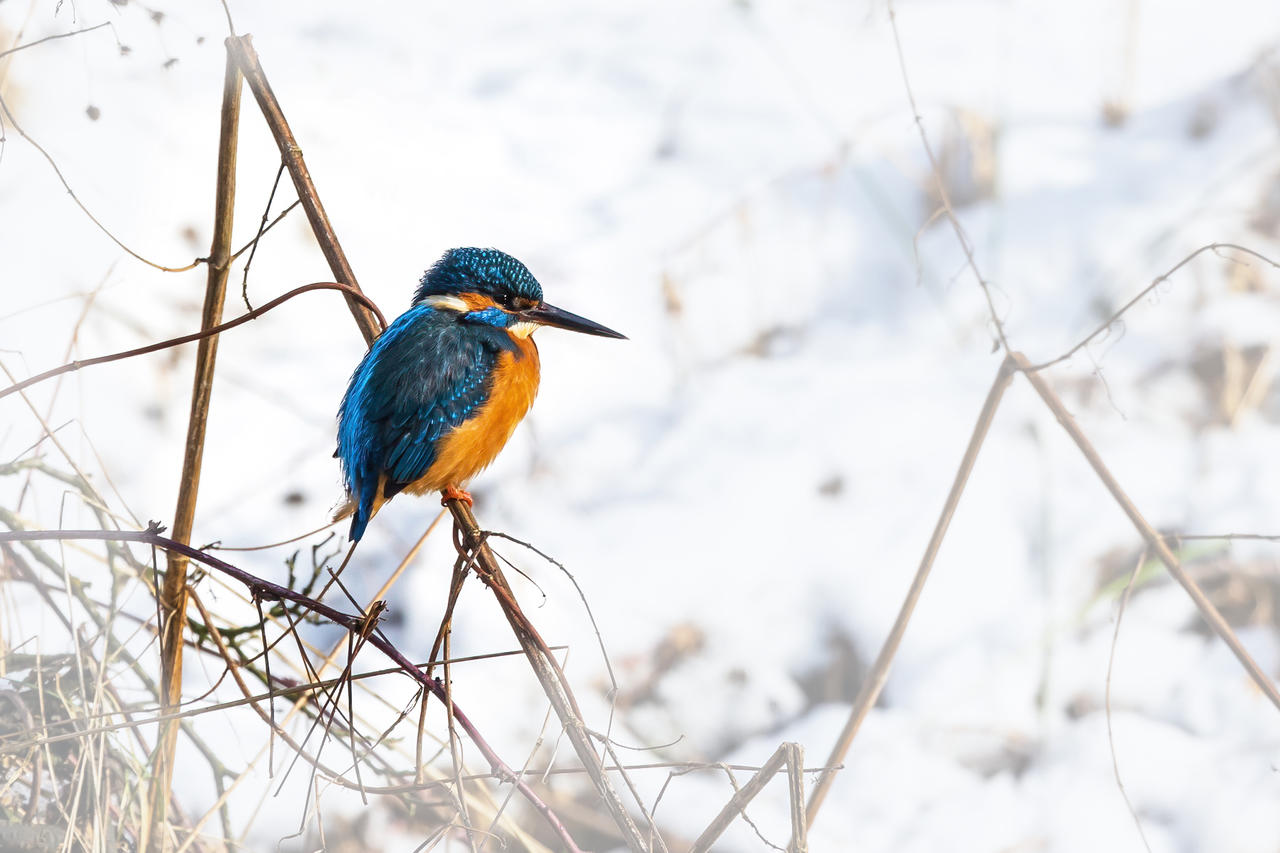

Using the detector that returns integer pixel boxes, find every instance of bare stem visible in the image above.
[225,35,381,347]
[1010,351,1280,711]
[0,526,585,853]
[445,499,655,853]
[0,283,383,403]
[148,50,241,853]
[806,355,1017,823]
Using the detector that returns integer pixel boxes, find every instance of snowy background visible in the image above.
[2,0,1280,850]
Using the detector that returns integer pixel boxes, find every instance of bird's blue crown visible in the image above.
[413,248,544,305]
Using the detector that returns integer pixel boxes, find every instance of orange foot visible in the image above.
[440,485,473,507]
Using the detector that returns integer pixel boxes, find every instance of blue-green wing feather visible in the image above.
[337,305,507,541]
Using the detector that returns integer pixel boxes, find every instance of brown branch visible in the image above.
[214,37,648,845]
[1010,351,1280,710]
[225,35,382,346]
[446,500,656,852]
[689,743,791,853]
[148,52,242,853]
[0,526,584,853]
[806,355,1017,823]
[0,282,385,403]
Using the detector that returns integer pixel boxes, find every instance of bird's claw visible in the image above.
[440,485,473,508]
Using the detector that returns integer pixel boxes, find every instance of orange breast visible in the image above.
[404,335,540,495]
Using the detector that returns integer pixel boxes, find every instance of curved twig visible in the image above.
[0,526,583,853]
[0,282,387,402]
[1025,242,1280,372]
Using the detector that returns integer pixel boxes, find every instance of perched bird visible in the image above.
[336,247,624,542]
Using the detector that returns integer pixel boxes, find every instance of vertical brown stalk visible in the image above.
[219,36,648,846]
[147,50,242,853]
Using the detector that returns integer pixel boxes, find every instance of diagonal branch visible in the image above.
[0,282,385,403]
[688,743,792,853]
[0,526,585,853]
[446,501,656,852]
[1010,351,1280,711]
[225,35,381,347]
[806,355,1017,823]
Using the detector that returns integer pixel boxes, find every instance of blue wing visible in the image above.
[337,305,508,541]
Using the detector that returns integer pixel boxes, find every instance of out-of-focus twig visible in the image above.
[1025,242,1280,371]
[806,355,1016,823]
[1011,351,1280,711]
[688,742,792,853]
[0,526,585,853]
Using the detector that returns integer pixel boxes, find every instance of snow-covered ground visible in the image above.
[2,0,1280,850]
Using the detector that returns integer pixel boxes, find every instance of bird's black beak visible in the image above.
[524,302,627,339]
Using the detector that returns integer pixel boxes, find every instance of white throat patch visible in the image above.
[508,321,539,339]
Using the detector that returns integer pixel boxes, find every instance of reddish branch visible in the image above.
[0,526,584,853]
[0,282,386,403]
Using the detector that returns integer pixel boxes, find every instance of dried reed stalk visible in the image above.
[221,34,655,846]
[806,356,1016,823]
[148,48,242,853]
[446,499,653,852]
[225,35,381,347]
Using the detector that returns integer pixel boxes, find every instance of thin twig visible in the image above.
[225,35,382,346]
[1026,242,1280,371]
[807,355,1017,822]
[0,21,113,61]
[0,526,585,853]
[446,501,654,852]
[0,92,200,273]
[1011,351,1280,711]
[689,744,791,853]
[887,1,1009,353]
[0,282,385,403]
[1105,548,1155,853]
[239,162,289,312]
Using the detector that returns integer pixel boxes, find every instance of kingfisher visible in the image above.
[335,247,625,542]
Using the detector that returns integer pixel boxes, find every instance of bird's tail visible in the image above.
[331,497,369,543]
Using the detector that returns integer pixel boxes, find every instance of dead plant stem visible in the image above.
[225,35,381,346]
[1011,351,1280,711]
[149,49,241,853]
[805,355,1017,823]
[445,499,655,853]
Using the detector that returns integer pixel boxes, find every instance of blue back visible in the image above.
[337,303,517,541]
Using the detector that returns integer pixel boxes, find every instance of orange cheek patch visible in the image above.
[459,292,498,311]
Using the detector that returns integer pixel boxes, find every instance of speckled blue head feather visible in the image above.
[413,247,544,304]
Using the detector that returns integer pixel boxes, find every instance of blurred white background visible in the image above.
[2,1,1280,850]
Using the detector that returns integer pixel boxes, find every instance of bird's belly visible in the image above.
[405,340,540,494]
